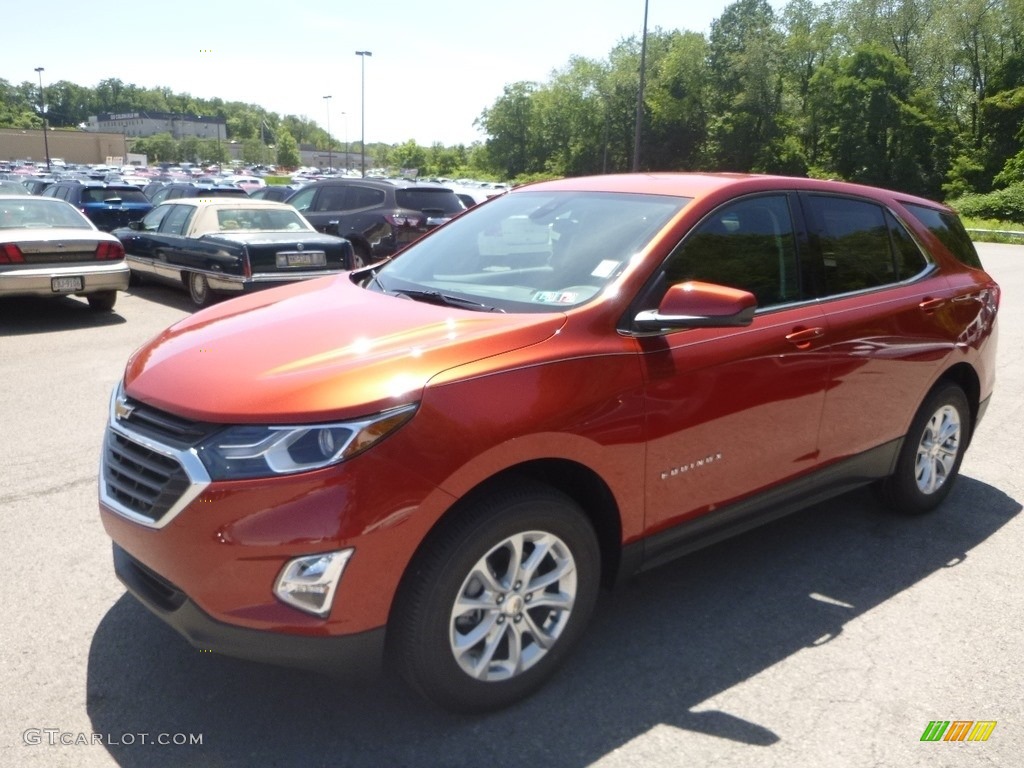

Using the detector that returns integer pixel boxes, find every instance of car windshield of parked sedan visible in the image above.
[373,190,688,312]
[215,208,311,232]
[0,198,93,229]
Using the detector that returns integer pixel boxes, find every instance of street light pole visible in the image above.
[34,67,51,172]
[342,112,348,171]
[323,95,332,171]
[355,50,372,177]
[632,0,649,172]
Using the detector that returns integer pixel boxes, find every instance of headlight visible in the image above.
[196,404,417,480]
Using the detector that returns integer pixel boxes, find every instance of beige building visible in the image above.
[87,112,226,141]
[0,127,130,166]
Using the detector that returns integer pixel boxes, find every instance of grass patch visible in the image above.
[960,217,1024,244]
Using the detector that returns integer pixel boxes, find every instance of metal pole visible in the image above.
[632,0,649,172]
[342,112,348,171]
[323,95,332,171]
[355,51,372,177]
[34,67,51,172]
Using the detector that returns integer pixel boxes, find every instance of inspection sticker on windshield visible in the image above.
[533,291,579,304]
[591,260,620,278]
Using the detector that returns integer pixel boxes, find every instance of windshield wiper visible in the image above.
[391,289,503,313]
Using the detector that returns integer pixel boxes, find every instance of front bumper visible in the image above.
[113,543,385,678]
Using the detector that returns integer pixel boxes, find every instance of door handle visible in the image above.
[785,327,825,349]
[919,297,947,312]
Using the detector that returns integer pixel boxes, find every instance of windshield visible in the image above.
[375,190,686,312]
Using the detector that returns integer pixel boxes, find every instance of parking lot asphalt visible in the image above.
[1,243,1021,767]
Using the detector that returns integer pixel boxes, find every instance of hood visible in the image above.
[124,275,566,423]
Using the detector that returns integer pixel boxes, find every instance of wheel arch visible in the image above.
[344,233,373,262]
[934,362,981,445]
[387,459,624,633]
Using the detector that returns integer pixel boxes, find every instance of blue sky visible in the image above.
[2,1,787,147]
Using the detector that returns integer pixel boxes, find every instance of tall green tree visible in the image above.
[705,0,786,171]
[476,82,542,178]
[276,128,300,169]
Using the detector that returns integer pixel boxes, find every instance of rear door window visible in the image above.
[159,205,195,235]
[804,195,930,294]
[346,186,387,209]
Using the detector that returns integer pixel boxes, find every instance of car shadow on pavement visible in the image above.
[122,283,201,313]
[86,477,1019,768]
[0,295,127,335]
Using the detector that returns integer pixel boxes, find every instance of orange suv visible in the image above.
[99,174,998,712]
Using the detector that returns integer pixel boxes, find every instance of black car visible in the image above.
[285,179,466,267]
[149,183,250,205]
[249,184,303,202]
[42,181,153,232]
[113,198,354,306]
[21,177,55,195]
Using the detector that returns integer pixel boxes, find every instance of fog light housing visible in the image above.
[274,549,353,617]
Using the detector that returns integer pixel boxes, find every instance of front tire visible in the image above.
[877,382,970,514]
[390,482,600,712]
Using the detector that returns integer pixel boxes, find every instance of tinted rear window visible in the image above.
[82,188,149,204]
[904,203,983,269]
[205,187,249,197]
[395,188,465,215]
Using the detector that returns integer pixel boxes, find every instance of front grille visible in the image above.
[118,397,218,447]
[103,432,192,524]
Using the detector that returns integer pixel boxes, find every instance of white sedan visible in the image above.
[0,195,130,311]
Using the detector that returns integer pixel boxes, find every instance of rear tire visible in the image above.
[187,272,211,307]
[351,242,371,270]
[86,290,117,312]
[877,383,969,515]
[389,482,600,712]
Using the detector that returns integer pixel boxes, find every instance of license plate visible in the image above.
[51,276,83,293]
[276,251,326,268]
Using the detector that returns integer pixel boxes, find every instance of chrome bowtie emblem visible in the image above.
[114,396,135,421]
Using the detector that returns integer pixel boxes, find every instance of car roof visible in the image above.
[154,198,295,211]
[300,177,452,190]
[522,172,950,210]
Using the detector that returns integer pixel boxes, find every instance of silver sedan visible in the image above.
[0,195,130,311]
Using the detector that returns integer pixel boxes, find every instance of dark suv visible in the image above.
[285,178,466,267]
[42,181,153,232]
[149,183,250,205]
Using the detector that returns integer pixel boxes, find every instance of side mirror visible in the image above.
[325,220,340,236]
[633,281,757,333]
[128,220,143,231]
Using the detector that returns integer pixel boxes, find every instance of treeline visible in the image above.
[4,0,1023,200]
[477,0,1024,201]
[0,76,331,152]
